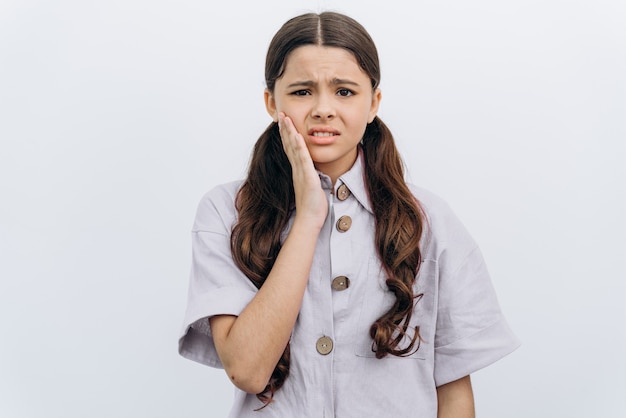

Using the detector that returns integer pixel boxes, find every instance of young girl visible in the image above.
[179,11,519,418]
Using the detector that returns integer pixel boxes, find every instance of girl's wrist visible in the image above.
[291,215,325,235]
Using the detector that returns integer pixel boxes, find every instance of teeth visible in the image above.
[312,132,336,137]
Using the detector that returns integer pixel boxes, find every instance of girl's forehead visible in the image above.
[281,45,365,78]
[285,45,358,64]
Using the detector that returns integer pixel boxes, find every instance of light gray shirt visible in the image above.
[179,153,520,417]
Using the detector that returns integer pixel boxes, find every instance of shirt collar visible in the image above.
[316,147,374,215]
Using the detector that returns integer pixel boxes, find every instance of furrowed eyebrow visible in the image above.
[286,78,360,89]
[330,78,359,86]
[286,80,316,89]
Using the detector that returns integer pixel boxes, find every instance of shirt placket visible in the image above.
[328,181,361,417]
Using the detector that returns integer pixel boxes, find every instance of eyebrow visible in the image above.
[286,78,360,89]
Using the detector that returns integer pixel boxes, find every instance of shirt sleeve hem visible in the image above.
[178,286,257,368]
[433,317,521,387]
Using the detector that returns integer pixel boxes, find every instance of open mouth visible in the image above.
[308,127,340,137]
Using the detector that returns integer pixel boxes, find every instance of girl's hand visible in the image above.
[278,112,328,230]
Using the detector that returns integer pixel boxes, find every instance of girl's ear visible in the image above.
[368,88,382,123]
[264,89,279,122]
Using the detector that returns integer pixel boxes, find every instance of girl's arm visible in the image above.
[210,113,328,394]
[437,375,475,418]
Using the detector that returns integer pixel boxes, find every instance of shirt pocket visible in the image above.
[354,259,437,361]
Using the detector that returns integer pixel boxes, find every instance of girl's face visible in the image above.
[265,45,381,182]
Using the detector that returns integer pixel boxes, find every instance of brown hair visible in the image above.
[230,11,425,406]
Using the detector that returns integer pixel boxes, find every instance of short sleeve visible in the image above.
[414,187,520,387]
[433,245,520,386]
[178,183,258,368]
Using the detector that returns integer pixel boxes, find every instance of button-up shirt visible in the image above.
[179,152,520,417]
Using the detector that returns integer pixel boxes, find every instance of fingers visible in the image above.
[277,112,318,184]
[278,112,304,152]
[276,113,328,227]
[277,112,311,167]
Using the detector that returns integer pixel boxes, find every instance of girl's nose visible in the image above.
[311,94,336,120]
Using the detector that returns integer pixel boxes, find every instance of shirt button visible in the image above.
[336,184,351,201]
[316,336,333,355]
[331,276,350,291]
[336,215,352,232]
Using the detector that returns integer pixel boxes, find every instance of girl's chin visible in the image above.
[310,150,358,175]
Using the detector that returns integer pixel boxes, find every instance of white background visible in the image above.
[1,0,624,417]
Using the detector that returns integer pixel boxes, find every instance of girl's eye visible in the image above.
[337,88,354,97]
[292,90,311,96]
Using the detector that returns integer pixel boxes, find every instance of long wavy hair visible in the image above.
[230,12,425,406]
